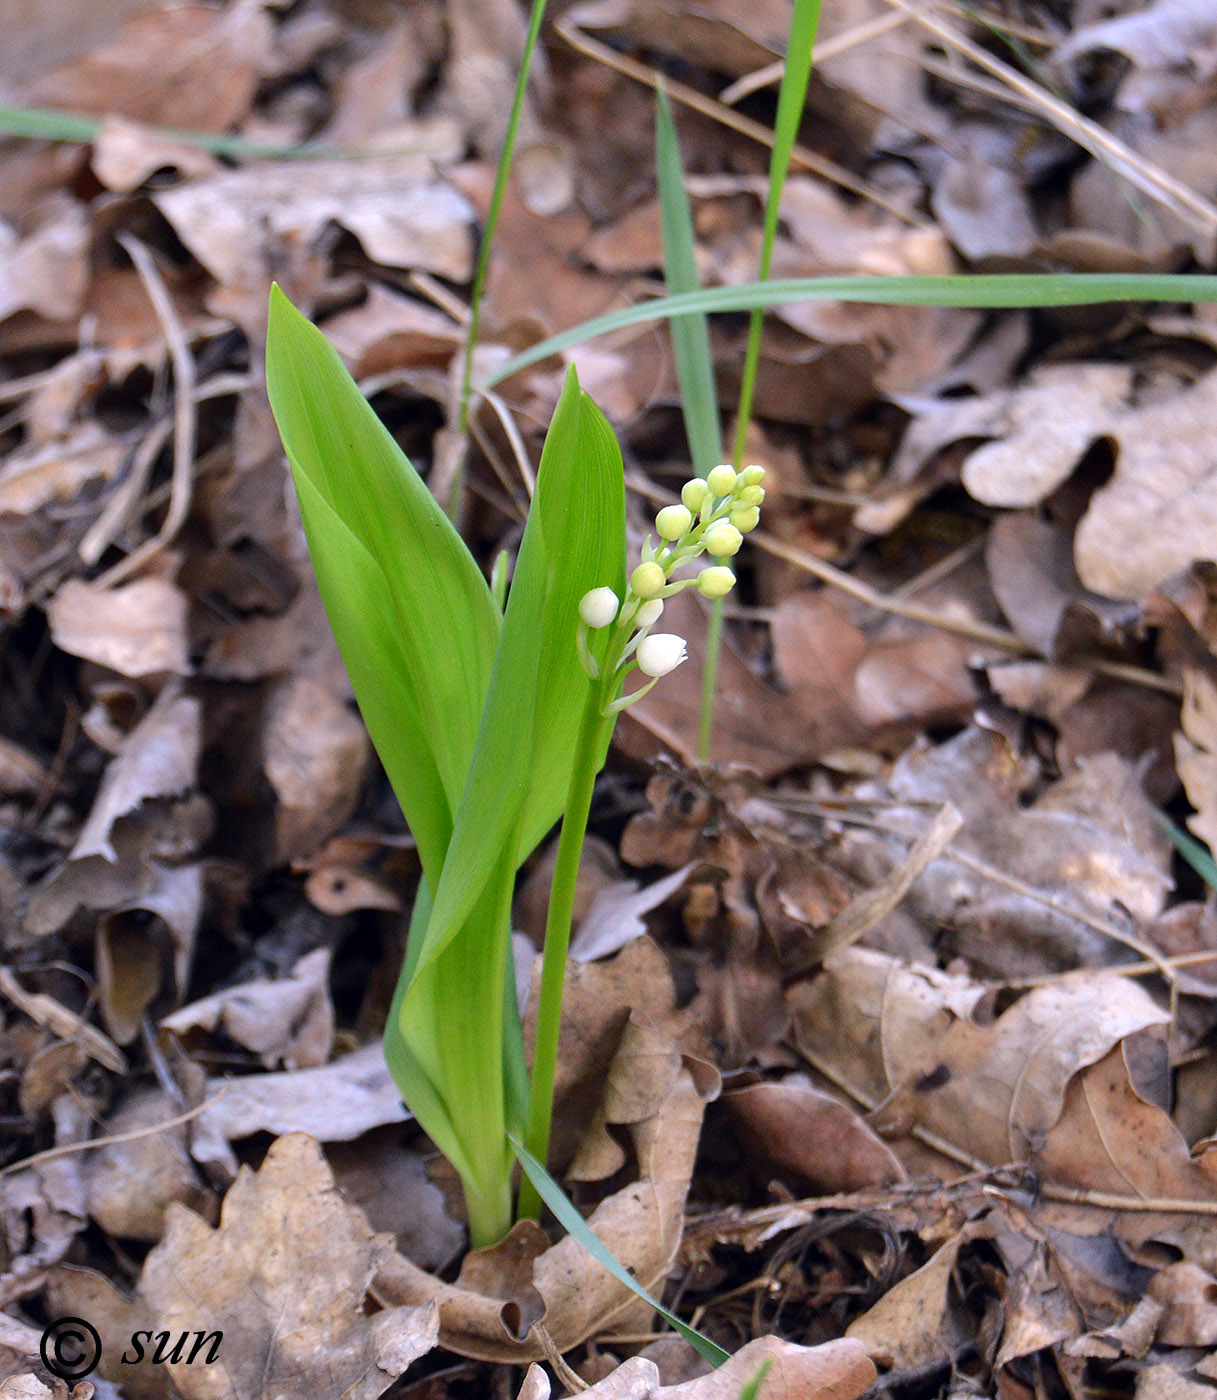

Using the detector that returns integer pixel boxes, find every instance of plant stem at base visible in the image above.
[518,685,605,1222]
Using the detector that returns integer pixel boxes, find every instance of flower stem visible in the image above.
[518,682,605,1222]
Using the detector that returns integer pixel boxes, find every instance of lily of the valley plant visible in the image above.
[265,286,763,1245]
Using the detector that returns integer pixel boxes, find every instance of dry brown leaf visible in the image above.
[154,149,472,294]
[791,946,1170,1171]
[90,115,221,193]
[263,676,369,863]
[47,575,189,678]
[72,687,201,861]
[846,1223,977,1369]
[831,728,1172,979]
[160,946,334,1070]
[519,1336,875,1400]
[24,0,271,132]
[569,866,694,962]
[0,198,90,326]
[724,1077,905,1193]
[190,1043,411,1181]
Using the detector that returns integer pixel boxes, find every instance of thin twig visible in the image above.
[0,1092,224,1179]
[99,233,198,588]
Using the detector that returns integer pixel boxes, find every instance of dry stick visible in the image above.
[0,966,125,1074]
[555,13,930,229]
[885,0,1217,238]
[626,471,1181,698]
[0,1093,224,1180]
[719,9,915,106]
[99,233,198,589]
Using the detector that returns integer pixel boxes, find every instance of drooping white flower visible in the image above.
[637,633,688,677]
[578,587,620,629]
[635,598,664,627]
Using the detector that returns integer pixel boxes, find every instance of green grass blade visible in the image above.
[655,84,721,478]
[266,288,501,880]
[1156,812,1217,889]
[732,0,822,468]
[454,0,550,518]
[483,272,1217,386]
[510,1135,730,1367]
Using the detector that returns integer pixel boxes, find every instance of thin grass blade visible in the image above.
[483,272,1217,386]
[510,1135,730,1367]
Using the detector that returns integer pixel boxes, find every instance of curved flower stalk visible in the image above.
[519,464,765,1221]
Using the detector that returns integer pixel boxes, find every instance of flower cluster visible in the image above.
[576,465,765,714]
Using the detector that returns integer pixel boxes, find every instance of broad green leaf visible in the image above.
[266,286,499,883]
[656,84,721,477]
[510,1135,730,1367]
[483,272,1217,386]
[394,365,625,1243]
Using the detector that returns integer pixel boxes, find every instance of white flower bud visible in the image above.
[738,484,765,507]
[655,504,693,541]
[630,561,666,599]
[702,521,743,557]
[729,505,760,533]
[741,465,766,486]
[635,598,664,627]
[707,464,737,497]
[681,479,709,513]
[579,587,619,628]
[697,566,736,599]
[637,633,687,677]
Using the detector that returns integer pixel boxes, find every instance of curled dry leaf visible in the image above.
[376,1016,715,1362]
[72,687,201,861]
[519,1336,875,1400]
[724,1077,905,1194]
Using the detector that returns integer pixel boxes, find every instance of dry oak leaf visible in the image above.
[519,1336,875,1400]
[136,1133,437,1400]
[791,947,1170,1173]
[154,149,472,292]
[376,1019,713,1362]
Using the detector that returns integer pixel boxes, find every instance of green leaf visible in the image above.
[265,286,500,883]
[1156,812,1217,890]
[510,1135,730,1368]
[656,84,720,477]
[483,272,1217,386]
